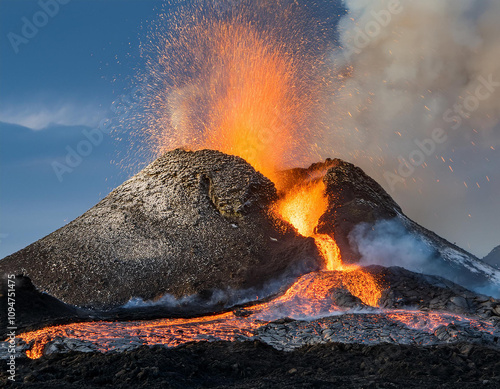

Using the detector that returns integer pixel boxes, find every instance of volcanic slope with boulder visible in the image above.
[0,149,318,308]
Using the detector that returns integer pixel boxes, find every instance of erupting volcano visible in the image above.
[2,0,500,387]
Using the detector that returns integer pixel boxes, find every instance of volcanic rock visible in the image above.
[283,159,500,294]
[4,341,500,389]
[484,246,500,270]
[0,275,82,334]
[0,149,318,308]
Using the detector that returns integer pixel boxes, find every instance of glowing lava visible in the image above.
[144,1,326,188]
[274,179,382,307]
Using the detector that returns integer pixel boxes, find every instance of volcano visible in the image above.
[1,150,500,387]
[1,149,499,309]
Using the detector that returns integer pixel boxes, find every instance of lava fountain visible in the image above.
[142,0,329,187]
[144,1,382,304]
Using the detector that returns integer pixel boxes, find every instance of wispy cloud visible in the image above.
[0,103,105,130]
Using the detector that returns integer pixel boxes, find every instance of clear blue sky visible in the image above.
[0,0,165,257]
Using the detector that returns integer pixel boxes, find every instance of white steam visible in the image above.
[349,219,437,273]
[349,218,500,298]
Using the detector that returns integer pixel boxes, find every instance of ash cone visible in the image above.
[0,149,318,308]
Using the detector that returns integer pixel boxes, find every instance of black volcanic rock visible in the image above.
[5,342,500,388]
[0,275,82,336]
[484,246,500,270]
[282,159,500,294]
[0,149,318,308]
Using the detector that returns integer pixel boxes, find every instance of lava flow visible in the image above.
[274,179,382,307]
[16,303,498,360]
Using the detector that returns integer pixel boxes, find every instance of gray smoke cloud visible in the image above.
[318,0,500,257]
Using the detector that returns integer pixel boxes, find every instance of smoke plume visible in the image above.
[323,0,500,257]
[349,218,500,298]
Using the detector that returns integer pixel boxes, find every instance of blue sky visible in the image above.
[0,0,164,257]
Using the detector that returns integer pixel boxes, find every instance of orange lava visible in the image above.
[20,311,243,360]
[274,180,382,307]
[146,2,324,189]
[16,302,496,359]
[200,22,303,185]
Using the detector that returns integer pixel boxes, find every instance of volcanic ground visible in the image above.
[1,149,500,387]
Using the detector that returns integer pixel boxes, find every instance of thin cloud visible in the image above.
[0,103,104,130]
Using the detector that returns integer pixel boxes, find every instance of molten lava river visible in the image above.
[6,180,500,360]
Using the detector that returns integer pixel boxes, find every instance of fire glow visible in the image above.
[274,180,382,307]
[144,1,325,186]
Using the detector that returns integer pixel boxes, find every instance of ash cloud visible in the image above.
[320,0,500,257]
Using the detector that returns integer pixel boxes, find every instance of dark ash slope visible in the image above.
[0,149,318,308]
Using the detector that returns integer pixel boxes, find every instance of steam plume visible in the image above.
[321,0,500,257]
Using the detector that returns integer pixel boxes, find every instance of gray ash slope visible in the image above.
[0,149,317,308]
[484,246,500,270]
